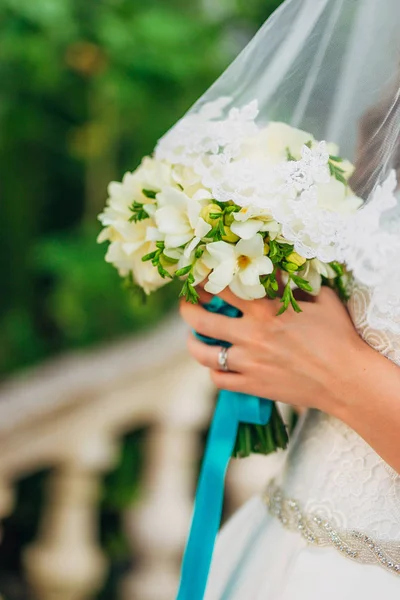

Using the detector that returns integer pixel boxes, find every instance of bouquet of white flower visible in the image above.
[98,102,362,457]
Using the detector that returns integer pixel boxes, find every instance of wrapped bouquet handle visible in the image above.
[176,297,277,600]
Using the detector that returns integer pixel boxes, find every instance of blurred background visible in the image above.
[0,1,284,599]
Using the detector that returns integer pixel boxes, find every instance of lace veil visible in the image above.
[156,0,400,332]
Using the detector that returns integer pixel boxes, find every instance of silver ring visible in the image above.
[218,346,230,372]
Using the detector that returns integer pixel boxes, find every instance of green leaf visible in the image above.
[142,189,157,199]
[157,262,173,278]
[328,159,348,186]
[175,265,192,277]
[290,292,302,313]
[142,250,157,262]
[224,205,240,214]
[283,261,298,273]
[280,284,291,310]
[330,261,344,276]
[285,147,296,161]
[291,275,313,293]
[129,201,149,223]
[179,278,199,303]
[276,303,288,316]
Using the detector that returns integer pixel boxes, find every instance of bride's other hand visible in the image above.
[180,286,400,471]
[180,286,364,414]
[180,285,399,413]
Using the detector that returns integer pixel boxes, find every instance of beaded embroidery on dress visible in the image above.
[262,279,400,553]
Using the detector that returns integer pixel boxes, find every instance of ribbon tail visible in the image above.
[176,389,239,600]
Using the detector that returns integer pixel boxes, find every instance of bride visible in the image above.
[175,0,400,597]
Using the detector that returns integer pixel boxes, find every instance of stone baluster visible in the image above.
[0,480,14,521]
[0,479,14,547]
[23,434,118,600]
[121,364,212,600]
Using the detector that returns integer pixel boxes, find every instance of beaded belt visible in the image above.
[263,481,400,577]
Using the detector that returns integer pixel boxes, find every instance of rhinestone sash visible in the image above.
[263,481,400,577]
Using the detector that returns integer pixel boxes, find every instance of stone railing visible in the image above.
[0,315,285,600]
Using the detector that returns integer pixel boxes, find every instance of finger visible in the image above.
[216,287,283,319]
[317,286,339,303]
[209,369,248,393]
[179,300,244,344]
[187,333,245,373]
[197,287,213,305]
[292,288,317,303]
[212,287,251,313]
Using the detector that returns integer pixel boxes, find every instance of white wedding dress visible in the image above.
[205,283,400,599]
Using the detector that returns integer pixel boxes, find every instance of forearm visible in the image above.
[333,343,400,474]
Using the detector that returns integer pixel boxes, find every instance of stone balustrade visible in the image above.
[0,316,285,599]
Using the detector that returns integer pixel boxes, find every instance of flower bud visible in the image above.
[200,203,222,225]
[264,242,270,255]
[161,253,179,265]
[224,212,235,227]
[286,252,306,267]
[221,226,240,243]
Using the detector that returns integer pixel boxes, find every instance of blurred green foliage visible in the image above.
[0,0,282,598]
[0,0,281,377]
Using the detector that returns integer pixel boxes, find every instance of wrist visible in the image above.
[330,340,400,431]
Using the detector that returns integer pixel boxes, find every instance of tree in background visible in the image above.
[0,0,282,376]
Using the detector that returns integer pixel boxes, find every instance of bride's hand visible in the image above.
[179,286,372,416]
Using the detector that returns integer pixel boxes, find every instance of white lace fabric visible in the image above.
[157,98,364,264]
[157,95,400,550]
[275,282,400,544]
[157,97,400,334]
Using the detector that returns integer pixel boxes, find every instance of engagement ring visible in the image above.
[218,346,230,372]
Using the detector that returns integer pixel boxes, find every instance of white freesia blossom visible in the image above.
[108,243,167,294]
[231,206,281,240]
[172,165,204,198]
[300,259,337,295]
[100,102,362,309]
[99,219,167,294]
[203,234,273,299]
[104,157,175,220]
[193,258,212,286]
[261,122,315,163]
[155,186,212,253]
[162,245,211,286]
[316,179,361,214]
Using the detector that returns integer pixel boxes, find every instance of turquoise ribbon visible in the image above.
[176,297,272,600]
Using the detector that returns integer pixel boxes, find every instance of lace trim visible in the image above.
[157,97,400,334]
[263,481,400,577]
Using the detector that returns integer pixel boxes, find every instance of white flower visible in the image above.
[316,179,362,214]
[98,157,177,252]
[248,122,315,164]
[99,219,167,294]
[155,186,211,253]
[171,165,204,198]
[103,157,175,221]
[230,206,281,239]
[300,259,336,296]
[107,242,167,294]
[203,234,273,300]
[300,142,331,184]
